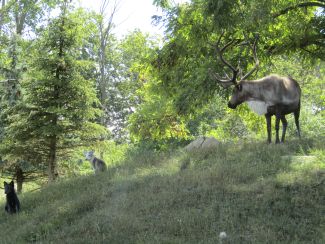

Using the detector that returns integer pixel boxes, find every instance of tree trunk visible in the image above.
[15,166,24,194]
[97,0,118,124]
[48,135,57,182]
[47,6,65,182]
[0,0,6,33]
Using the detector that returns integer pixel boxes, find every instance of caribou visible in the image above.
[211,35,301,143]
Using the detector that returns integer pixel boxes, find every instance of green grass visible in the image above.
[0,138,324,243]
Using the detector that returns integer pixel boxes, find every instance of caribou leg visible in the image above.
[280,116,288,143]
[294,109,301,138]
[275,114,281,144]
[265,114,272,143]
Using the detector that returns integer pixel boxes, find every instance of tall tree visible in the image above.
[97,0,118,104]
[2,2,106,182]
[107,30,159,142]
[0,0,61,191]
[94,0,120,135]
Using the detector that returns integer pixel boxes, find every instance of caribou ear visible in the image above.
[236,84,243,91]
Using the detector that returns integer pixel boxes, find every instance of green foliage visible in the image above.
[0,0,61,35]
[0,138,324,243]
[185,96,226,137]
[0,6,107,179]
[129,82,189,143]
[104,30,159,142]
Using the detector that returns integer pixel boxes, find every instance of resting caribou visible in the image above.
[211,35,301,143]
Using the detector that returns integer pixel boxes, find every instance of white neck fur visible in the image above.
[246,101,268,115]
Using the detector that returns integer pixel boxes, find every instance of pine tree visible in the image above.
[3,3,106,181]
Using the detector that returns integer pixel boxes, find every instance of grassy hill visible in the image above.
[0,138,324,243]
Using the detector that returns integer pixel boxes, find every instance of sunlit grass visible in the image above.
[277,155,323,185]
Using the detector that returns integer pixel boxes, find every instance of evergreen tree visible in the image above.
[2,3,106,181]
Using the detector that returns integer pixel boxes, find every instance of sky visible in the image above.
[78,0,188,38]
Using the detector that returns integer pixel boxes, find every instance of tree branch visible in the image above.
[273,1,325,18]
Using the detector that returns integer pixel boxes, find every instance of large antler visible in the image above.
[239,35,259,81]
[210,33,260,88]
[210,32,239,88]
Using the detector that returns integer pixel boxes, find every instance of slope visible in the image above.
[0,138,324,243]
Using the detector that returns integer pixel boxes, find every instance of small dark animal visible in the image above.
[84,150,107,174]
[4,181,20,214]
[210,34,301,143]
